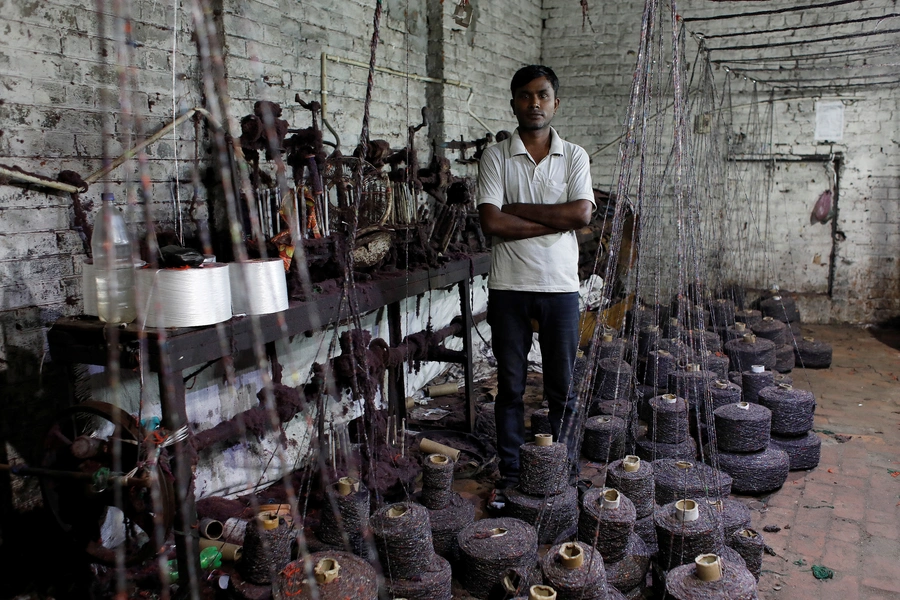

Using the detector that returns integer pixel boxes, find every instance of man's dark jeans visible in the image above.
[488,289,581,483]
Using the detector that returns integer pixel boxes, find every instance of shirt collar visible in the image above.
[509,127,564,158]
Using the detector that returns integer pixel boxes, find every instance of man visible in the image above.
[477,65,594,492]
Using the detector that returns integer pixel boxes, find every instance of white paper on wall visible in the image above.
[815,101,844,141]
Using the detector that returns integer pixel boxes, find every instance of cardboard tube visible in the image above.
[314,557,341,584]
[418,438,461,461]
[743,333,757,344]
[388,504,408,518]
[778,383,793,391]
[222,518,248,545]
[199,538,243,561]
[737,402,751,411]
[337,476,359,496]
[199,518,224,540]
[405,396,416,410]
[751,364,765,373]
[490,527,508,538]
[258,513,280,531]
[601,488,621,509]
[429,453,452,465]
[623,455,641,472]
[694,553,723,582]
[534,433,553,446]
[427,383,458,397]
[675,499,699,523]
[714,379,729,389]
[735,322,747,331]
[530,585,557,600]
[676,461,693,470]
[662,393,677,403]
[558,543,584,569]
[686,363,701,372]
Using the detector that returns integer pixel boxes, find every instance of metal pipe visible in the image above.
[321,52,492,134]
[0,166,83,193]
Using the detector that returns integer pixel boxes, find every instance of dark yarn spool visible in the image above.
[276,550,378,600]
[530,408,552,437]
[599,336,627,361]
[647,394,691,444]
[519,441,569,496]
[635,435,696,462]
[668,367,717,411]
[596,357,634,400]
[654,499,719,569]
[541,542,609,600]
[578,487,636,563]
[741,368,774,404]
[663,318,685,340]
[760,294,800,323]
[643,349,678,389]
[775,344,795,373]
[427,492,475,562]
[420,454,455,510]
[757,385,816,436]
[634,513,657,555]
[750,317,787,347]
[653,458,732,506]
[652,547,749,598]
[638,325,662,357]
[685,329,722,354]
[794,337,833,369]
[724,323,753,343]
[734,309,762,326]
[708,497,753,540]
[729,528,765,581]
[317,480,370,555]
[690,350,729,381]
[628,304,659,333]
[770,431,822,470]
[705,380,742,417]
[458,517,538,599]
[714,402,772,453]
[384,554,452,600]
[710,298,736,327]
[605,533,651,593]
[725,335,776,372]
[592,398,634,420]
[487,564,543,600]
[665,555,758,600]
[729,371,742,386]
[505,485,578,545]
[241,515,293,584]
[370,502,434,580]
[773,373,793,386]
[709,443,790,494]
[658,336,689,358]
[583,415,626,462]
[606,457,655,518]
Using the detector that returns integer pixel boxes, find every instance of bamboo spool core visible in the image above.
[529,584,557,600]
[314,557,341,584]
[623,455,641,472]
[535,433,553,447]
[558,543,584,569]
[695,553,723,582]
[601,488,621,509]
[675,499,700,523]
[337,476,359,496]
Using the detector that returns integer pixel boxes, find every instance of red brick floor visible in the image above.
[754,324,900,600]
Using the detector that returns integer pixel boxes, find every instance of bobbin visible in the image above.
[653,458,732,506]
[708,443,790,494]
[728,528,765,581]
[541,541,609,600]
[714,401,772,453]
[582,415,626,462]
[757,383,816,436]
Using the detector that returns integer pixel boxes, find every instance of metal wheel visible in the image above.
[39,401,176,565]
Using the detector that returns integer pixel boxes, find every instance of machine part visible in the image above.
[39,401,175,566]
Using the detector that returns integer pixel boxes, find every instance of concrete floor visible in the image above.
[452,324,900,599]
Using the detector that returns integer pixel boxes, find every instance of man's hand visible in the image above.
[501,199,592,231]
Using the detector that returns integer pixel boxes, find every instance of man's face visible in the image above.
[511,76,559,132]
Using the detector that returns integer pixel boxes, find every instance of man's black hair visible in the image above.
[510,65,560,98]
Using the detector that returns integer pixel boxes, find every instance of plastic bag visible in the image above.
[810,189,832,225]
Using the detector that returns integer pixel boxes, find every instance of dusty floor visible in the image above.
[449,324,900,599]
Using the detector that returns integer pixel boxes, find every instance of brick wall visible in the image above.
[542,0,900,324]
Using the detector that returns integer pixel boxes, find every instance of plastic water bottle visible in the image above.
[92,193,136,323]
